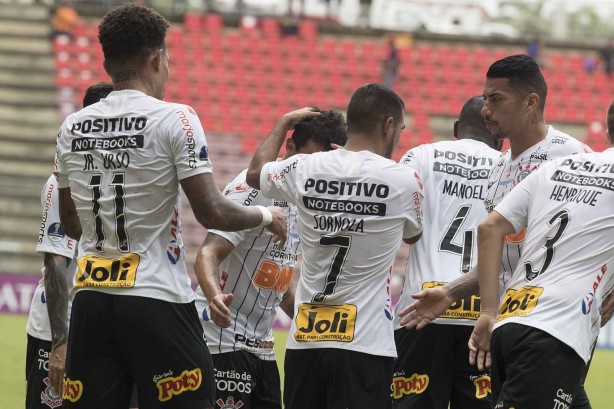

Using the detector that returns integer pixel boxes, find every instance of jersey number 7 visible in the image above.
[313,235,352,302]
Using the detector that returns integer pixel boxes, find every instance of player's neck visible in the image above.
[344,133,386,157]
[111,68,157,98]
[509,122,548,160]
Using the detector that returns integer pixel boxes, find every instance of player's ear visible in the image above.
[384,116,395,138]
[526,92,540,113]
[285,138,296,155]
[150,49,162,72]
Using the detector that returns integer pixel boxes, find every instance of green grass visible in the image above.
[3,314,612,408]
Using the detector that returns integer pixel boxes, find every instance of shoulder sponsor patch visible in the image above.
[47,222,65,242]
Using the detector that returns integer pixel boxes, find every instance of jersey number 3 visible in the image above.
[524,209,569,281]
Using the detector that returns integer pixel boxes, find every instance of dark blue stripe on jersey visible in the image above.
[231,228,270,347]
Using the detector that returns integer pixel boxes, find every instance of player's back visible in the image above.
[55,89,212,302]
[495,149,614,362]
[261,149,423,357]
[394,139,500,327]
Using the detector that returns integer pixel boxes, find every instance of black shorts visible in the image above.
[392,325,491,409]
[284,348,393,409]
[63,291,215,409]
[211,350,281,409]
[26,335,62,409]
[491,323,586,409]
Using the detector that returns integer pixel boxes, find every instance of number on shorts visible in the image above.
[439,205,474,273]
[87,172,129,252]
[524,209,569,281]
[313,235,351,302]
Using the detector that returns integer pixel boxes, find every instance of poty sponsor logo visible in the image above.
[391,374,429,399]
[63,378,83,402]
[473,375,491,398]
[156,368,202,402]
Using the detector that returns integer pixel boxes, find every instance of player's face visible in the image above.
[481,78,528,142]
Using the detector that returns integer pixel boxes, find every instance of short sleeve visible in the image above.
[494,166,539,233]
[54,123,70,189]
[259,156,304,203]
[401,170,424,239]
[36,176,78,259]
[166,106,214,180]
[399,145,427,175]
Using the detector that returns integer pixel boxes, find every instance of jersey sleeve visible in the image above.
[54,121,71,189]
[259,156,303,203]
[493,165,541,233]
[165,105,214,181]
[399,145,428,176]
[208,170,269,246]
[36,176,78,259]
[401,170,424,240]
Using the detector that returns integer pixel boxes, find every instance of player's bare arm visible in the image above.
[468,211,515,371]
[280,280,296,319]
[181,173,287,246]
[195,233,236,328]
[43,252,71,394]
[246,107,320,190]
[58,187,82,240]
[398,267,478,329]
[403,232,422,245]
[600,289,614,326]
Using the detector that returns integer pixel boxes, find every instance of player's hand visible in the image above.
[600,291,614,327]
[398,288,453,330]
[265,206,288,247]
[49,342,67,396]
[468,314,495,371]
[279,107,321,130]
[210,293,234,328]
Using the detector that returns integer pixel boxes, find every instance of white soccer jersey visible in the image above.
[54,90,212,303]
[484,126,590,285]
[493,148,614,363]
[260,149,423,357]
[26,175,77,341]
[394,139,501,327]
[195,169,300,361]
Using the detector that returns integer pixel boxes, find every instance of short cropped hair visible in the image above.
[607,101,614,138]
[83,81,113,107]
[486,54,548,111]
[98,4,169,69]
[346,84,405,134]
[292,109,348,150]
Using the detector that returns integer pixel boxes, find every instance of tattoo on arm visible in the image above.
[445,266,479,302]
[44,253,71,349]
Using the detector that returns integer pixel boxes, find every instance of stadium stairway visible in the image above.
[0,2,58,274]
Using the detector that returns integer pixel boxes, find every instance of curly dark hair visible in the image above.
[83,81,113,107]
[292,109,348,150]
[98,4,169,69]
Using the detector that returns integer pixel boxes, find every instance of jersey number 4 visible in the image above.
[439,205,474,273]
[88,172,129,252]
